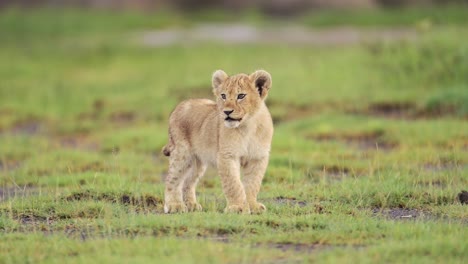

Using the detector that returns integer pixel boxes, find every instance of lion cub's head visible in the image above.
[211,70,272,128]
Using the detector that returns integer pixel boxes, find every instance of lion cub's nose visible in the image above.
[224,110,234,116]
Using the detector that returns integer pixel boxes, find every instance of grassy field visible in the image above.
[0,6,467,263]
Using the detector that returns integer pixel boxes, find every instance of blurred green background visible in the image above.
[0,1,467,263]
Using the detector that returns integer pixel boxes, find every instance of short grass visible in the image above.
[1,7,467,264]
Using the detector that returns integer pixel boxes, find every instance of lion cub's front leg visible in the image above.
[242,157,269,214]
[217,155,250,214]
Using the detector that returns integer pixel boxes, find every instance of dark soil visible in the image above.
[202,234,230,243]
[18,214,51,225]
[269,103,320,124]
[367,102,417,118]
[309,130,397,151]
[316,165,352,180]
[271,196,307,207]
[372,208,426,220]
[420,102,466,119]
[354,101,466,120]
[416,179,446,188]
[64,190,162,208]
[266,242,330,253]
[458,190,468,205]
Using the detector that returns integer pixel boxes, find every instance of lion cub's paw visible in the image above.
[186,202,203,212]
[224,204,251,214]
[164,202,187,214]
[250,202,266,214]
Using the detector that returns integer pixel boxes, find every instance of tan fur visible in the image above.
[162,70,273,214]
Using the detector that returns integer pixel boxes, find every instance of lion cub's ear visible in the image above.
[250,70,272,99]
[212,70,228,94]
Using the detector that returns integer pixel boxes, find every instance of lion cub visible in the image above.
[162,70,273,214]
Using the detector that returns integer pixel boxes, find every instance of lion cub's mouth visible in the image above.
[225,117,242,122]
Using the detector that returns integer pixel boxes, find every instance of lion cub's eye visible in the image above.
[237,94,246,100]
[221,94,226,100]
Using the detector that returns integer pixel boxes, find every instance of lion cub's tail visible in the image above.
[162,143,172,157]
[162,130,174,157]
[162,133,174,157]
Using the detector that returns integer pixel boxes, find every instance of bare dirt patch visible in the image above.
[352,101,467,120]
[323,164,350,175]
[372,208,429,220]
[314,165,360,181]
[258,242,363,261]
[309,130,398,151]
[266,242,332,253]
[416,179,447,188]
[64,190,162,208]
[269,103,320,124]
[367,102,417,118]
[200,234,230,243]
[17,214,52,226]
[270,196,307,207]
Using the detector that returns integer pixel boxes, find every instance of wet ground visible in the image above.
[140,24,418,47]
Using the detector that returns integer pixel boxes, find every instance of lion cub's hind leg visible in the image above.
[164,145,192,214]
[183,158,206,212]
[242,157,269,214]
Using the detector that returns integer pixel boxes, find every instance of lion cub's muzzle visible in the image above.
[223,110,242,122]
[222,110,242,128]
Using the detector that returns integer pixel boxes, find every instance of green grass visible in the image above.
[300,5,468,27]
[1,7,468,264]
